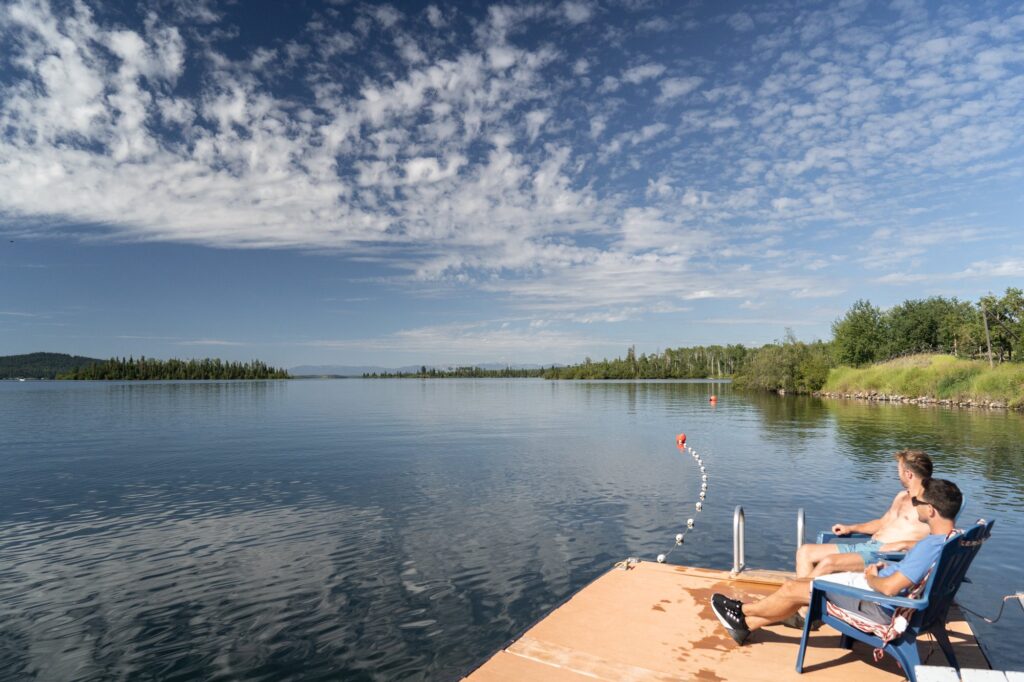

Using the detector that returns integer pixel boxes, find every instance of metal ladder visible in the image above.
[732,505,805,574]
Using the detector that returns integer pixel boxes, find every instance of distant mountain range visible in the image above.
[290,363,556,376]
[0,352,103,379]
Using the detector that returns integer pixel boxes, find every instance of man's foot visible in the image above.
[780,612,823,631]
[711,593,750,645]
[781,612,805,630]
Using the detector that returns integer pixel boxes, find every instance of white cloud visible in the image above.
[727,12,755,32]
[638,17,672,32]
[561,1,593,25]
[403,155,467,184]
[524,109,550,142]
[177,338,247,346]
[621,62,665,84]
[370,5,402,28]
[771,197,799,212]
[956,259,1024,279]
[874,272,931,284]
[1,0,1023,332]
[657,76,703,102]
[306,320,608,361]
[425,5,445,28]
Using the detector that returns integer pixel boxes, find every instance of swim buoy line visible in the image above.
[648,438,708,565]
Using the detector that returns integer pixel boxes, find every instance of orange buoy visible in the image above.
[709,395,717,403]
[676,433,687,447]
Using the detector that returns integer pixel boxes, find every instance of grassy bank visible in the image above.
[823,354,1024,408]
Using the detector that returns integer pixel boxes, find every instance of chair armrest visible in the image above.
[817,531,873,544]
[811,580,928,610]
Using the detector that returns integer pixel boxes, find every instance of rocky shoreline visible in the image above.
[811,390,1014,410]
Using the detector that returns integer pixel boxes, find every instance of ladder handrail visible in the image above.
[732,506,745,574]
[732,506,805,574]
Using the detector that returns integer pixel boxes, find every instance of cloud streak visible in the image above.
[1,0,1022,330]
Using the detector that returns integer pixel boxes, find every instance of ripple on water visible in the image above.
[2,380,1024,678]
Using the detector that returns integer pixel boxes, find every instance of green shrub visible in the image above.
[823,354,1024,406]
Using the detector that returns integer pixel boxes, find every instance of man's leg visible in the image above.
[794,547,870,622]
[741,578,812,631]
[795,543,840,577]
[808,552,866,578]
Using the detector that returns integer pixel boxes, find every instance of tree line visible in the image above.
[541,344,749,379]
[728,288,1023,393]
[545,288,1023,393]
[365,366,547,378]
[58,357,290,380]
[832,289,1023,365]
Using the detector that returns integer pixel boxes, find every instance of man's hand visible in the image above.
[832,523,853,536]
[864,561,911,596]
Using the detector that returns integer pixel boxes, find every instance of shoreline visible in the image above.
[811,390,1016,411]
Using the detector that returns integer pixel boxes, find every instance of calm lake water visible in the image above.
[1,379,1022,679]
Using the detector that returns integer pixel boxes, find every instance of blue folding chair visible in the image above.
[796,519,994,682]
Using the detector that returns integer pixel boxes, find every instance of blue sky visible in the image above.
[1,0,1022,368]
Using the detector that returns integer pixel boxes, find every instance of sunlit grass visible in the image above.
[823,354,1024,407]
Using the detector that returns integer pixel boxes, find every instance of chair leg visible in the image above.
[796,596,823,673]
[889,634,921,682]
[931,626,960,671]
[796,626,809,673]
[839,633,853,649]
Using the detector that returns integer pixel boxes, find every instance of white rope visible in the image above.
[615,440,711,569]
[654,443,707,564]
[958,594,1024,624]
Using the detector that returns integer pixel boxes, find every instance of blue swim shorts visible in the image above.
[834,539,884,564]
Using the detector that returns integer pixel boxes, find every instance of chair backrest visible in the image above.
[954,494,968,523]
[914,519,995,629]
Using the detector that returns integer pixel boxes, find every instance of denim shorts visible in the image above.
[835,539,884,563]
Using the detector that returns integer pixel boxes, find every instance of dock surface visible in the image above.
[464,562,989,682]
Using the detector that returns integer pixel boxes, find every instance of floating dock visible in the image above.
[464,562,990,681]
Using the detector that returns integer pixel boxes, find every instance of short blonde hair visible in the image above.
[895,449,933,479]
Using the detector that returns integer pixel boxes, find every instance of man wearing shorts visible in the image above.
[796,449,934,579]
[710,478,962,645]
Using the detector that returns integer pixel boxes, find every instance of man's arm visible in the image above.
[831,492,904,536]
[864,562,914,596]
[878,539,919,553]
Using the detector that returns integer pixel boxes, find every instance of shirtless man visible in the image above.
[711,478,963,645]
[796,449,933,579]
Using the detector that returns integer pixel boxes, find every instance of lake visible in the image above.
[1,379,1022,679]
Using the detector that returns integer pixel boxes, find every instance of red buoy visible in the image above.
[709,395,717,403]
[676,433,687,447]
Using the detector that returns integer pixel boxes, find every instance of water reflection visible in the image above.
[0,379,1021,678]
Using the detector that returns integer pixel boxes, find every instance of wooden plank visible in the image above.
[465,562,992,682]
[961,670,1009,682]
[465,651,599,681]
[916,666,965,682]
